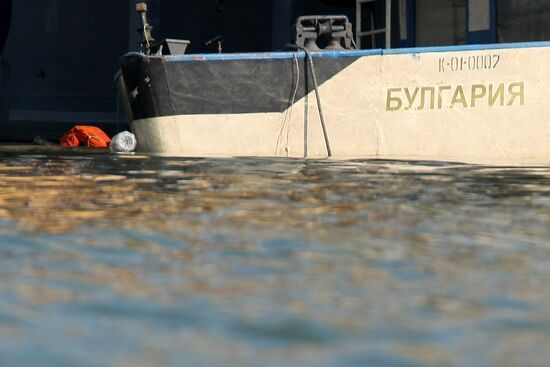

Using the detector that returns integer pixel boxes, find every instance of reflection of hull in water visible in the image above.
[120,42,550,164]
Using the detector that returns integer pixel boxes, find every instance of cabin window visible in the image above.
[415,0,466,46]
[497,0,550,42]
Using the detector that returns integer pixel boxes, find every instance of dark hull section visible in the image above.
[120,53,359,120]
[120,43,550,162]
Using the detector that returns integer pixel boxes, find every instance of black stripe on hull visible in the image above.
[120,54,359,119]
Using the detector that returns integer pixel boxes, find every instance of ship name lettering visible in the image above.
[386,82,525,112]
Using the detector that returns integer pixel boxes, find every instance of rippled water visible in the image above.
[0,145,549,367]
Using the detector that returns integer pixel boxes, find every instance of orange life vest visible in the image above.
[60,126,111,148]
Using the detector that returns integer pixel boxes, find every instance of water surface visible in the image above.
[0,146,549,367]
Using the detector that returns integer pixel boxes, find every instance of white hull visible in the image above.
[129,43,550,164]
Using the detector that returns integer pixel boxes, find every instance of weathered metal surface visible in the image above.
[127,43,550,164]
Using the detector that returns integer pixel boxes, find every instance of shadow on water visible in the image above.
[0,145,549,367]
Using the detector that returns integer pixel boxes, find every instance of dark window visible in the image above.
[415,0,466,46]
[497,0,550,42]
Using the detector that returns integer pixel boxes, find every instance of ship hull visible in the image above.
[120,42,550,164]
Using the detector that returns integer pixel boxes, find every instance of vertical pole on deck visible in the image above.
[128,0,140,51]
[386,0,392,48]
[356,0,362,49]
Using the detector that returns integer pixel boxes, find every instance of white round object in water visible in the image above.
[109,131,137,153]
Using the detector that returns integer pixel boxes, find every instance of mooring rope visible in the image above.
[275,52,300,156]
[299,47,333,158]
[281,44,333,158]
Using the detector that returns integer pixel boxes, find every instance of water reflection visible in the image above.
[0,145,549,367]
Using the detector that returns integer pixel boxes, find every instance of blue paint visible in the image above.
[163,49,382,62]
[166,52,305,62]
[124,40,550,64]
